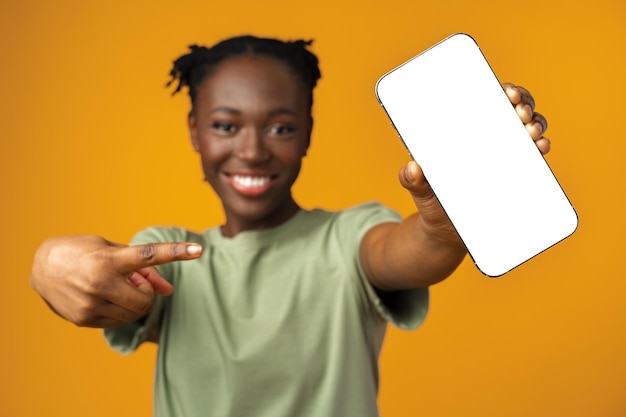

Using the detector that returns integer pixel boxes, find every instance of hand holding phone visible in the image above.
[376,33,577,276]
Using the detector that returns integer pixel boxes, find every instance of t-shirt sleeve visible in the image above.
[341,202,430,331]
[103,226,184,354]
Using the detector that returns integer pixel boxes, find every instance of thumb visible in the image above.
[398,161,435,203]
[111,242,203,273]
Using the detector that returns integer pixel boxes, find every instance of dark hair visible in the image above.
[167,35,322,110]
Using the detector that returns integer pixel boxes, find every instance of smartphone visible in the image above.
[375,33,578,277]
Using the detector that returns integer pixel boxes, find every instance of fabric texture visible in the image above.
[104,202,429,417]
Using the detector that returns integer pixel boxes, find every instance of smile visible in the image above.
[226,174,276,197]
[232,175,271,188]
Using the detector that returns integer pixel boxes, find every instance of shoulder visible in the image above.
[290,202,401,256]
[288,202,400,242]
[337,202,401,221]
[330,202,401,237]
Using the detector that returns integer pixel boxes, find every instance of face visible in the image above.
[188,54,312,236]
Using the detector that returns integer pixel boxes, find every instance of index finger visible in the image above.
[109,242,203,272]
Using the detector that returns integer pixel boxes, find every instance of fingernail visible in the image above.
[405,161,417,183]
[526,105,533,115]
[187,244,202,256]
[129,272,144,288]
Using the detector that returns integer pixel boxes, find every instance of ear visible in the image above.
[188,111,199,152]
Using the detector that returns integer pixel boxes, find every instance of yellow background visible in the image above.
[2,0,625,416]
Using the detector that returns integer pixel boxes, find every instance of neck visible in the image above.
[220,198,301,237]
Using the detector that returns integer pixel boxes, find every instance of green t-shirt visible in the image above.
[105,202,429,417]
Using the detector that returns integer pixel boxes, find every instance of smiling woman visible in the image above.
[187,54,312,236]
[170,37,320,236]
[29,34,548,417]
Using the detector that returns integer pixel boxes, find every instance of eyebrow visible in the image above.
[268,108,297,117]
[209,106,297,117]
[209,106,240,115]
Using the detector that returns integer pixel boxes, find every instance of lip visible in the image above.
[224,172,278,197]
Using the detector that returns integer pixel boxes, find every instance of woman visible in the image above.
[30,35,550,417]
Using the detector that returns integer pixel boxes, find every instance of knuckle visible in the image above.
[534,113,548,129]
[123,311,143,323]
[139,243,157,263]
[168,243,182,259]
[136,296,154,316]
[73,302,98,327]
[91,248,115,270]
[74,317,94,327]
[81,276,108,296]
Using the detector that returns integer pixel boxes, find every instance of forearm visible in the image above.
[363,212,467,291]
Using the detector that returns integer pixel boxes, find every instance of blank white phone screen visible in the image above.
[375,33,577,277]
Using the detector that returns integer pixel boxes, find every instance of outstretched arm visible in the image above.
[361,83,550,290]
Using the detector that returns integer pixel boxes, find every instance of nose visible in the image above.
[234,127,270,164]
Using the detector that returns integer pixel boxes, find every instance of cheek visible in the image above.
[198,138,231,166]
[271,139,309,165]
[274,148,306,171]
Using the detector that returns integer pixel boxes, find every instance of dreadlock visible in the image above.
[167,35,322,110]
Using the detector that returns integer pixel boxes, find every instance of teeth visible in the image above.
[232,175,270,188]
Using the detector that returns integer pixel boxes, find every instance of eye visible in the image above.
[211,121,238,135]
[267,124,295,136]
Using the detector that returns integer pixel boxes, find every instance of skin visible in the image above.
[30,236,202,328]
[29,54,550,328]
